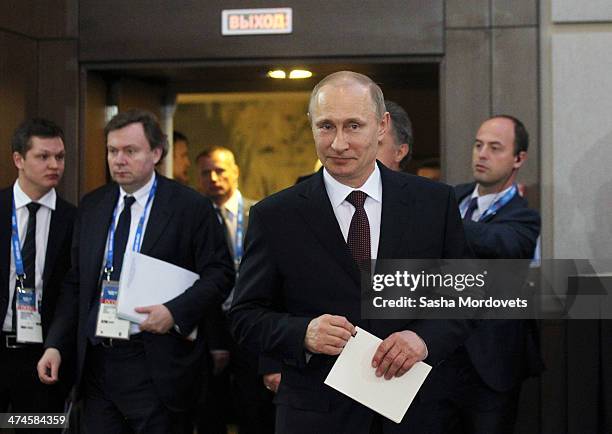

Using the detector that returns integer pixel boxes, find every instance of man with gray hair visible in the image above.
[230,71,474,433]
[376,100,413,172]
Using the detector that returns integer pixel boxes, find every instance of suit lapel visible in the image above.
[42,200,67,285]
[0,189,13,319]
[376,165,417,260]
[139,175,173,255]
[296,172,361,285]
[84,186,118,302]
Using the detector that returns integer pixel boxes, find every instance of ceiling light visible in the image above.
[289,69,312,79]
[267,70,286,79]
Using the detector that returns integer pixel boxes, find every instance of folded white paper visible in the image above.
[116,252,199,337]
[324,326,431,423]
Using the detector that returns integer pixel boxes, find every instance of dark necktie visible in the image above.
[11,202,41,331]
[215,207,233,257]
[346,191,371,272]
[111,195,136,281]
[463,197,479,222]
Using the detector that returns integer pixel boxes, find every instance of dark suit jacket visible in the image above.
[455,182,543,391]
[0,186,76,393]
[205,194,255,352]
[45,174,234,411]
[230,164,475,433]
[0,186,76,341]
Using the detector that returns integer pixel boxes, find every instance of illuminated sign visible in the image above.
[222,8,292,35]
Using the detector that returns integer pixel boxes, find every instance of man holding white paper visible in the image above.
[37,109,234,433]
[230,72,475,434]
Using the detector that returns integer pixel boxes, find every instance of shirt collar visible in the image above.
[471,183,513,212]
[223,189,242,217]
[13,179,57,211]
[323,164,382,209]
[119,172,156,208]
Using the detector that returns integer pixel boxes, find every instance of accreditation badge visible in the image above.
[95,280,130,339]
[16,287,43,343]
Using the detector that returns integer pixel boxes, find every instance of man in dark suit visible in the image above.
[37,109,234,433]
[230,71,475,434]
[196,146,274,434]
[447,115,543,433]
[1,118,75,431]
[376,100,412,173]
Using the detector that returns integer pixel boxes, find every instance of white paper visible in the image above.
[116,252,199,338]
[324,326,432,424]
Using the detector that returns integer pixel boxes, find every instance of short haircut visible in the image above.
[490,114,529,155]
[196,146,235,165]
[308,71,386,121]
[11,118,64,156]
[104,109,168,159]
[385,100,414,171]
[173,130,188,144]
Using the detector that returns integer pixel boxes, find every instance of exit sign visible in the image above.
[222,8,293,35]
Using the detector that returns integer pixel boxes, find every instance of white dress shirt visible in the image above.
[4,180,56,331]
[323,164,382,259]
[103,172,156,335]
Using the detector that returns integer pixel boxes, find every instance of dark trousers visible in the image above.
[421,346,521,434]
[0,333,67,434]
[196,338,275,434]
[82,339,177,434]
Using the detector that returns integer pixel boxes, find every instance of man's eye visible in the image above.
[349,123,359,130]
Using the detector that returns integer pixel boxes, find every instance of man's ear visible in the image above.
[378,112,390,140]
[395,143,409,163]
[514,151,527,169]
[13,151,25,171]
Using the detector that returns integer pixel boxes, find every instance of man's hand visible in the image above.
[210,350,230,375]
[304,314,355,355]
[263,372,281,393]
[37,348,62,385]
[371,330,428,380]
[136,304,175,334]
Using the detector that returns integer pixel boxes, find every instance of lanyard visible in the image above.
[104,177,158,279]
[10,199,27,287]
[470,184,517,221]
[234,195,244,268]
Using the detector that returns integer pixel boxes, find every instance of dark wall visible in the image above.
[0,0,79,202]
[79,0,443,62]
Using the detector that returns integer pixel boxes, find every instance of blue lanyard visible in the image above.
[104,177,158,278]
[10,199,27,286]
[476,184,517,221]
[234,195,244,268]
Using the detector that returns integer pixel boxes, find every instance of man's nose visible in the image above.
[210,171,219,182]
[330,130,349,152]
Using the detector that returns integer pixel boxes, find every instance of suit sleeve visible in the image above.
[408,188,479,365]
[229,206,311,369]
[44,208,81,357]
[462,207,540,259]
[164,198,235,336]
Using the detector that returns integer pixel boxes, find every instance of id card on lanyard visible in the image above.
[11,199,43,343]
[95,178,157,340]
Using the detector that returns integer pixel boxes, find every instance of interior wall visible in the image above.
[175,92,314,199]
[79,0,443,61]
[0,0,79,202]
[540,1,612,431]
[443,0,540,208]
[0,30,37,189]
